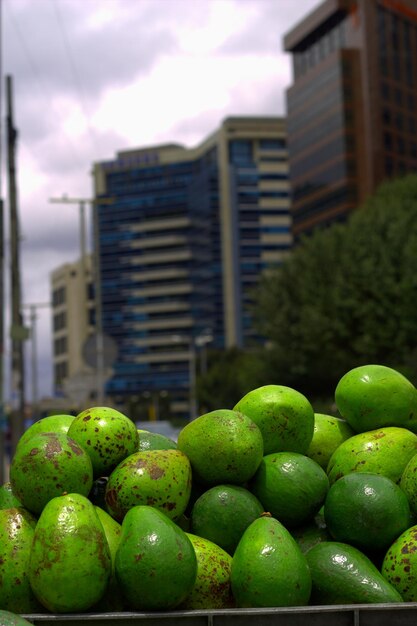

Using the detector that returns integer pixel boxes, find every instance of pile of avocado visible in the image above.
[2,363,417,615]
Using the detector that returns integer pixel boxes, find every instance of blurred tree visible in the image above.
[252,175,417,395]
[196,347,270,412]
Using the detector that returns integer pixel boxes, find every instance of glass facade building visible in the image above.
[284,0,417,239]
[92,117,292,418]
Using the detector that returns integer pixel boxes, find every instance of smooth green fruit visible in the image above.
[177,409,263,485]
[68,406,138,478]
[182,533,234,609]
[234,385,314,454]
[0,611,34,626]
[190,484,264,555]
[115,505,197,610]
[16,414,75,451]
[335,364,417,433]
[291,522,331,554]
[94,506,124,612]
[307,541,403,604]
[10,432,93,515]
[306,413,355,470]
[382,525,417,600]
[0,507,42,613]
[231,514,311,607]
[249,452,329,528]
[327,426,417,485]
[29,493,111,613]
[105,449,192,522]
[0,482,22,509]
[400,453,417,516]
[137,429,177,451]
[324,472,412,552]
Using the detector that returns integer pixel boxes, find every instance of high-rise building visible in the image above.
[284,0,417,239]
[92,117,291,417]
[50,255,95,402]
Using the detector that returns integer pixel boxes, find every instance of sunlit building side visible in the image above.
[284,0,417,240]
[91,116,292,418]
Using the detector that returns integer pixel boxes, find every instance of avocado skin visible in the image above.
[0,507,42,613]
[105,449,192,522]
[115,505,197,610]
[29,493,111,613]
[382,524,417,601]
[0,610,34,625]
[306,541,403,604]
[231,515,312,607]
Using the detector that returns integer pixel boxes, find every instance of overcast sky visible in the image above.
[1,0,320,402]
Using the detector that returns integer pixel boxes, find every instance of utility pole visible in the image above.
[23,302,51,421]
[48,195,110,405]
[0,0,6,482]
[6,75,26,457]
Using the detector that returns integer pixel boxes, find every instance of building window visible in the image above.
[53,311,67,332]
[52,286,66,307]
[54,361,68,385]
[229,141,253,165]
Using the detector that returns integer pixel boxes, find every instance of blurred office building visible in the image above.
[91,116,292,418]
[284,0,417,239]
[51,256,96,404]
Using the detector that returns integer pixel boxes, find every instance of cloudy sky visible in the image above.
[1,0,320,401]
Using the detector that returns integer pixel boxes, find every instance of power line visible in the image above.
[3,0,88,171]
[51,0,101,157]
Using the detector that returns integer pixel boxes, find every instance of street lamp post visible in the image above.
[23,302,51,421]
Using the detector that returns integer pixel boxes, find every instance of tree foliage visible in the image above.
[253,175,417,394]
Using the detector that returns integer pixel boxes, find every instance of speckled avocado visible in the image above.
[233,385,315,455]
[382,525,417,601]
[231,514,312,607]
[177,409,264,485]
[105,449,192,522]
[327,426,417,485]
[0,507,42,613]
[68,406,138,478]
[16,414,75,451]
[182,533,235,609]
[115,505,197,610]
[10,431,93,515]
[0,482,22,509]
[29,493,111,613]
[307,541,403,604]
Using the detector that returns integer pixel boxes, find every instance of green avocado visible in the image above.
[137,429,177,451]
[306,541,403,604]
[0,507,42,613]
[115,505,197,610]
[182,533,235,609]
[231,514,312,607]
[327,426,417,485]
[68,406,139,478]
[335,364,417,433]
[190,484,264,555]
[105,449,192,522]
[382,525,417,601]
[0,482,22,510]
[0,611,35,626]
[10,432,93,515]
[234,384,315,455]
[29,493,111,613]
[177,409,264,485]
[93,506,125,611]
[16,414,75,451]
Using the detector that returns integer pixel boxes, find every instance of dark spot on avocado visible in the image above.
[29,447,40,456]
[83,415,91,421]
[68,439,83,456]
